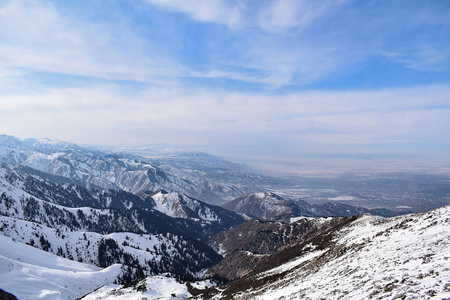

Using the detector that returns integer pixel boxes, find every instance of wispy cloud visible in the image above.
[143,0,450,87]
[143,0,345,31]
[141,0,351,86]
[382,46,450,72]
[1,0,448,88]
[142,0,245,29]
[0,0,183,83]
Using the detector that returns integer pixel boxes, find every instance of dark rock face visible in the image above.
[206,216,359,282]
[208,219,318,257]
[0,289,18,300]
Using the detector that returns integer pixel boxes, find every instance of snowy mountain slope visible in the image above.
[81,275,222,300]
[0,165,245,241]
[4,165,155,211]
[0,215,221,281]
[223,192,295,220]
[0,134,254,205]
[146,189,245,224]
[199,205,450,299]
[81,276,194,300]
[0,235,122,300]
[0,166,229,281]
[206,216,355,281]
[0,174,145,234]
[224,191,396,221]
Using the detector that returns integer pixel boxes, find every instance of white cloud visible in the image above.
[143,0,345,31]
[258,0,344,31]
[2,0,447,90]
[2,80,449,175]
[0,0,182,83]
[143,0,244,28]
[382,45,450,72]
[1,83,449,149]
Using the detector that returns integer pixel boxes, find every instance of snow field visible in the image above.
[0,235,122,300]
[231,206,450,299]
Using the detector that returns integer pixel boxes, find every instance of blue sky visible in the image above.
[1,0,450,174]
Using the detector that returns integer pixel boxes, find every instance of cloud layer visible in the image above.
[0,0,449,174]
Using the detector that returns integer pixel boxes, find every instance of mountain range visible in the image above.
[0,134,260,205]
[0,134,449,299]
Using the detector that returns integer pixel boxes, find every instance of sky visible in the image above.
[1,0,450,175]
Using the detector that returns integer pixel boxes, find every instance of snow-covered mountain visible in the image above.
[0,165,245,240]
[0,165,239,285]
[224,191,396,221]
[0,215,220,281]
[0,134,259,205]
[0,231,216,300]
[146,189,244,224]
[199,205,450,299]
[223,192,294,220]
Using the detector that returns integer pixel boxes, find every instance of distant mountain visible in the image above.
[0,165,245,241]
[145,189,245,224]
[199,205,450,299]
[223,191,397,221]
[0,134,261,205]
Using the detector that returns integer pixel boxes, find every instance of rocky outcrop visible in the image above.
[0,289,18,300]
[206,216,358,281]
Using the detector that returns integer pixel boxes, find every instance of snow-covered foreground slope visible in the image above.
[0,215,221,281]
[0,235,122,300]
[81,276,197,300]
[204,205,450,299]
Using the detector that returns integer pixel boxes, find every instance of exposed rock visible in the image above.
[0,289,18,300]
[206,216,357,281]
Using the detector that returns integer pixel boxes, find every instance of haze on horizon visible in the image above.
[1,0,449,175]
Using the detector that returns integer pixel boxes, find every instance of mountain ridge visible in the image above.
[194,204,450,299]
[0,134,260,205]
[223,191,398,221]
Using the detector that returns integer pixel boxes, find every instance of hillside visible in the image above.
[223,191,397,221]
[196,205,450,299]
[0,235,122,300]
